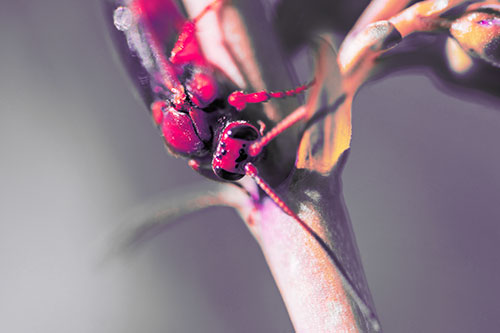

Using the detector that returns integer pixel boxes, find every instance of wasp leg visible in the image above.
[170,0,224,64]
[227,80,315,111]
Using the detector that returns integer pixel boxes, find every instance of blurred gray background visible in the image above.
[1,1,499,332]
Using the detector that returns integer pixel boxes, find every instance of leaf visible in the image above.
[296,35,348,175]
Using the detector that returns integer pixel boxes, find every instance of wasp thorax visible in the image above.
[212,122,260,181]
[186,72,218,108]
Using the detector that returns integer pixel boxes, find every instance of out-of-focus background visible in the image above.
[1,1,499,332]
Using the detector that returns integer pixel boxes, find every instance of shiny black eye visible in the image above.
[214,167,244,181]
[228,126,259,141]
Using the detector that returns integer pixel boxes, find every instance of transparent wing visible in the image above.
[104,0,186,107]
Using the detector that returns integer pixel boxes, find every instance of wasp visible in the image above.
[110,0,317,224]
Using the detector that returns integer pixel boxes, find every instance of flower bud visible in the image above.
[450,9,500,67]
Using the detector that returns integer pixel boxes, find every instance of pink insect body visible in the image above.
[112,0,314,224]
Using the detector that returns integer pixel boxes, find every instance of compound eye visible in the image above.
[161,107,206,157]
[214,167,244,181]
[228,125,259,141]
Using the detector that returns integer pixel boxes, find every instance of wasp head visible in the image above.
[212,122,260,181]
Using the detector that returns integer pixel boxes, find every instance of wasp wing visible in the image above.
[104,0,186,107]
